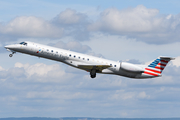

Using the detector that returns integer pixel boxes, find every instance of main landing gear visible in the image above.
[9,52,15,57]
[90,69,96,78]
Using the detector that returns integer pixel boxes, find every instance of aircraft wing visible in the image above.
[78,65,111,72]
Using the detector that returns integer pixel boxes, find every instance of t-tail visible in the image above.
[143,56,175,78]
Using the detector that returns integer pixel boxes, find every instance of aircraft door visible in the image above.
[31,44,38,54]
[60,52,66,60]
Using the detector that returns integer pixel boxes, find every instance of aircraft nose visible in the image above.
[4,45,9,49]
[5,45,11,49]
[4,45,16,49]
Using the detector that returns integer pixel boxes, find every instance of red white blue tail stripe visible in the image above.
[143,57,171,77]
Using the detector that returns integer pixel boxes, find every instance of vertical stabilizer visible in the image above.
[144,56,175,77]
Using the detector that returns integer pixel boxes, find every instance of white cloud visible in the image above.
[110,90,150,101]
[0,66,4,71]
[52,41,91,53]
[170,56,180,67]
[52,9,91,41]
[110,90,135,100]
[0,16,63,38]
[137,91,150,99]
[89,5,160,32]
[14,62,66,80]
[1,61,180,118]
[26,91,93,100]
[1,6,180,45]
[8,67,25,77]
[88,5,180,44]
[54,9,87,25]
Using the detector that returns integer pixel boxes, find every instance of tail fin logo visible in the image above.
[148,58,169,71]
[148,59,160,68]
[144,57,172,77]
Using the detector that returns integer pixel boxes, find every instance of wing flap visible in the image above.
[78,65,111,72]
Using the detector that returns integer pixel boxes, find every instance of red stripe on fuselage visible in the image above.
[145,68,161,74]
[144,71,158,76]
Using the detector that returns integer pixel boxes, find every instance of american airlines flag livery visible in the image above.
[4,41,175,79]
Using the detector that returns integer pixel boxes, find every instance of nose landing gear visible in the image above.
[90,69,96,78]
[9,54,13,57]
[9,52,15,57]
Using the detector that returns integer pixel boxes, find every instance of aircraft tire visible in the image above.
[91,74,96,78]
[9,54,13,57]
[90,69,96,78]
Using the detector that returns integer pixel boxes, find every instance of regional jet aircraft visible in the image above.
[4,41,175,78]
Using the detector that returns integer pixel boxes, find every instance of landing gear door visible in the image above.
[60,52,65,60]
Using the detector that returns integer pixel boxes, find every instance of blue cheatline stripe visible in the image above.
[148,59,160,68]
[149,65,156,67]
[152,61,158,64]
[149,64,157,66]
[150,63,158,66]
[155,59,160,62]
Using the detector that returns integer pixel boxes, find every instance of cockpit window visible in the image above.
[20,42,25,45]
[19,42,27,46]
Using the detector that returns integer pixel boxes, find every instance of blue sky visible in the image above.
[1,0,180,118]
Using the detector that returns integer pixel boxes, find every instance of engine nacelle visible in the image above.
[120,62,144,73]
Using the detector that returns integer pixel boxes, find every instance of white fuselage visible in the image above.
[4,41,159,79]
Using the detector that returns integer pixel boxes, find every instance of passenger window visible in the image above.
[56,51,58,53]
[114,65,116,67]
[51,50,53,52]
[74,55,76,58]
[47,49,49,51]
[69,54,71,57]
[87,59,89,61]
[83,58,85,60]
[78,57,80,59]
[110,64,112,66]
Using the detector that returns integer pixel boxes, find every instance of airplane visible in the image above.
[4,41,175,79]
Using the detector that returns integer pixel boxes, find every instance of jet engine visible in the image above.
[120,62,144,73]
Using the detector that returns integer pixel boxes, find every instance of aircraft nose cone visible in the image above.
[4,45,16,49]
[4,45,9,49]
[4,45,10,49]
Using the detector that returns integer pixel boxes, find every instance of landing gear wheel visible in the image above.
[90,69,96,78]
[91,74,96,78]
[9,54,13,57]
